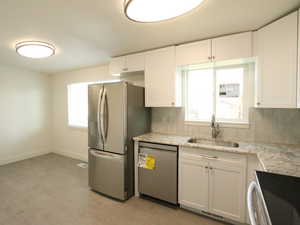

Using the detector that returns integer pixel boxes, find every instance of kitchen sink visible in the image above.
[188,138,239,148]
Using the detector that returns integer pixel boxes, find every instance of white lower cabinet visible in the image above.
[179,156,209,211]
[208,160,246,222]
[179,147,246,223]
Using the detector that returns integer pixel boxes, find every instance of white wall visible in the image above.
[51,65,117,161]
[0,64,51,165]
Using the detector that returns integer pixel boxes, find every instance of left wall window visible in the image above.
[67,80,120,128]
[67,82,89,128]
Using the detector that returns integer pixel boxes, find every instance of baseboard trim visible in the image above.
[0,150,51,166]
[53,149,88,162]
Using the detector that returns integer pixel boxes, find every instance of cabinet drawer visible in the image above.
[180,147,247,166]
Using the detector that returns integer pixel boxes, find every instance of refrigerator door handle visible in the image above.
[104,89,109,142]
[97,87,104,143]
[90,149,122,159]
[100,88,107,143]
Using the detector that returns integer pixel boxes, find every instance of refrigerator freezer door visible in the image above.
[89,149,127,200]
[102,82,126,154]
[88,84,104,150]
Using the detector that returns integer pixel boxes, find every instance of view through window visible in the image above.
[67,80,119,128]
[67,82,89,127]
[185,63,253,124]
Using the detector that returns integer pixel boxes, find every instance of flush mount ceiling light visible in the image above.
[124,0,205,22]
[15,41,55,59]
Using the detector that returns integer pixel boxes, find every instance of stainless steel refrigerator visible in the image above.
[88,81,150,201]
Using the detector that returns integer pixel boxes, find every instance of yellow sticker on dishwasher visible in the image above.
[145,156,155,170]
[138,153,156,170]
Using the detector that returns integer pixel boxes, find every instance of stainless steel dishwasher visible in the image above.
[138,142,178,204]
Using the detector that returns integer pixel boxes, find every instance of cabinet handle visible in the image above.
[208,56,211,60]
[257,102,261,106]
[171,102,175,106]
[198,154,218,160]
[204,166,209,173]
[212,56,215,60]
[210,167,214,175]
[123,68,128,71]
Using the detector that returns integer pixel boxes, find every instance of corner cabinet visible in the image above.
[254,11,298,108]
[145,46,181,107]
[179,147,246,223]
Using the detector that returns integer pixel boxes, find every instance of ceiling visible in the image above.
[0,0,299,74]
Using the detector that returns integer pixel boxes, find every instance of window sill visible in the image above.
[68,125,88,131]
[185,121,250,129]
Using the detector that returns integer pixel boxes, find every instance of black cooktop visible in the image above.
[256,171,300,225]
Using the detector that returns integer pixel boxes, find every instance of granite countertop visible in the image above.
[133,133,300,178]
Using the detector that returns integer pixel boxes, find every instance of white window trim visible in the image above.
[183,63,254,128]
[67,125,88,131]
[184,121,250,129]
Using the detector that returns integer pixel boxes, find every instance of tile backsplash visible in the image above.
[151,107,300,145]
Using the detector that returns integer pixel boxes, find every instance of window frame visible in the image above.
[67,82,90,129]
[183,62,254,128]
[67,80,120,129]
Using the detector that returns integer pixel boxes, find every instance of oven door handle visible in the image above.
[247,181,258,225]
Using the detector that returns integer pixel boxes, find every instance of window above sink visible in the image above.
[182,60,255,128]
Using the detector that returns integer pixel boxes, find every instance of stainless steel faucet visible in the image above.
[211,114,221,139]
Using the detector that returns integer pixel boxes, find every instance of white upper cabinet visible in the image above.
[109,53,145,75]
[109,56,126,75]
[212,32,253,61]
[176,40,211,66]
[126,53,145,72]
[175,32,252,67]
[255,11,298,108]
[145,46,181,107]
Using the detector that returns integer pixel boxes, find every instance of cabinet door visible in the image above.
[212,32,252,61]
[179,157,209,212]
[209,160,246,223]
[256,12,298,108]
[109,56,126,75]
[145,46,178,107]
[126,53,145,72]
[176,40,211,66]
